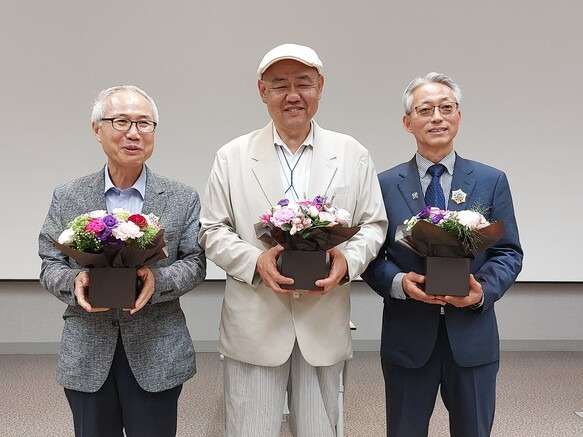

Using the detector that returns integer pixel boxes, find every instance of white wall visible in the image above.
[1,281,582,353]
[2,0,583,281]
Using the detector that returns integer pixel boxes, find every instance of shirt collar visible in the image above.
[416,150,456,177]
[104,164,147,199]
[273,121,314,154]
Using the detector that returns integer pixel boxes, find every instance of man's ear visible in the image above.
[258,79,268,103]
[403,114,413,133]
[317,74,324,100]
[92,122,101,142]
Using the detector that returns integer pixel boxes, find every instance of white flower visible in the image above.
[57,228,75,245]
[335,208,351,226]
[308,205,320,219]
[288,202,301,213]
[111,208,128,215]
[456,210,489,230]
[89,210,107,218]
[112,221,143,241]
[318,211,337,225]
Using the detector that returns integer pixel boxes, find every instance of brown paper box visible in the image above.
[88,268,139,308]
[425,257,470,296]
[279,250,329,291]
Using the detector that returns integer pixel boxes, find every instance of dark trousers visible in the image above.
[383,317,499,437]
[65,334,183,437]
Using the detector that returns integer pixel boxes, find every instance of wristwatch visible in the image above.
[469,294,484,310]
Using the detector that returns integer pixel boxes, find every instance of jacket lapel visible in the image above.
[141,167,168,216]
[448,154,476,211]
[250,122,286,206]
[85,167,108,212]
[308,122,337,197]
[397,157,426,215]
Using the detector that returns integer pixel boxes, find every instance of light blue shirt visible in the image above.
[416,150,455,201]
[104,164,146,213]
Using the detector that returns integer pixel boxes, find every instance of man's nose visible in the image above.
[126,123,141,138]
[286,87,301,101]
[431,107,444,121]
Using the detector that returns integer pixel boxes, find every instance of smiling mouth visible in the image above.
[428,128,447,133]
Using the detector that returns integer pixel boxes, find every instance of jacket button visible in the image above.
[292,291,301,299]
[111,320,119,327]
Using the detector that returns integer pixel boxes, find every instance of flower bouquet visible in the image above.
[255,196,359,290]
[396,207,505,296]
[54,209,167,308]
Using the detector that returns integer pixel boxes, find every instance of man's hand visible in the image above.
[128,266,155,315]
[256,245,294,294]
[402,271,447,305]
[74,272,109,313]
[439,274,484,308]
[310,248,349,295]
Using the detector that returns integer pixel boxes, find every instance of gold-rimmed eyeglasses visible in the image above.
[413,102,459,117]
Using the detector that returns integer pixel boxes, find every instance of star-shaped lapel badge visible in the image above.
[451,189,467,205]
[412,192,419,200]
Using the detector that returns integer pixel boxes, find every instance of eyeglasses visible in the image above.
[101,118,157,133]
[413,102,459,117]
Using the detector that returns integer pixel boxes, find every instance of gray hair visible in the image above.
[402,72,462,115]
[91,85,159,124]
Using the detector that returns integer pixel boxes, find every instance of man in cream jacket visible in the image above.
[199,43,387,437]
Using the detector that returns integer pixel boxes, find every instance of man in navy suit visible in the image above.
[362,72,523,437]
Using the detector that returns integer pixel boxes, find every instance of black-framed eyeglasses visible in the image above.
[414,101,459,117]
[101,118,157,133]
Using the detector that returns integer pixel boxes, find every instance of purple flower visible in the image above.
[277,199,289,207]
[431,214,444,224]
[313,195,327,207]
[102,214,118,229]
[104,235,124,246]
[418,206,431,219]
[97,227,113,241]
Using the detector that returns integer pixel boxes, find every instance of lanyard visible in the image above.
[279,145,307,201]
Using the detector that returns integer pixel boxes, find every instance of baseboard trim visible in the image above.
[0,342,61,354]
[352,340,381,352]
[2,339,582,354]
[499,340,583,351]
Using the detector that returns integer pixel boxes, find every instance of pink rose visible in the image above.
[271,208,297,228]
[85,218,105,234]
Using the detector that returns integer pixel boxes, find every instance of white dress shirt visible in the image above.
[273,122,314,202]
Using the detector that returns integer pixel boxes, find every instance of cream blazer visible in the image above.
[200,121,387,367]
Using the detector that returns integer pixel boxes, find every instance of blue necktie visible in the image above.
[425,164,446,210]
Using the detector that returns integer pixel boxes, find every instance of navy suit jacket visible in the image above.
[362,154,523,368]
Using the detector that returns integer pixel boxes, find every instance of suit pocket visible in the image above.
[327,186,348,205]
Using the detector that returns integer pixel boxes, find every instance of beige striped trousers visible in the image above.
[223,342,345,437]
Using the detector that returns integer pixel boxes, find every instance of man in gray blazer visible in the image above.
[199,44,387,436]
[39,85,206,437]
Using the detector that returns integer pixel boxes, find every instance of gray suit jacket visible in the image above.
[39,166,206,393]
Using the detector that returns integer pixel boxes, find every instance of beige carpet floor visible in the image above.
[1,351,582,436]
